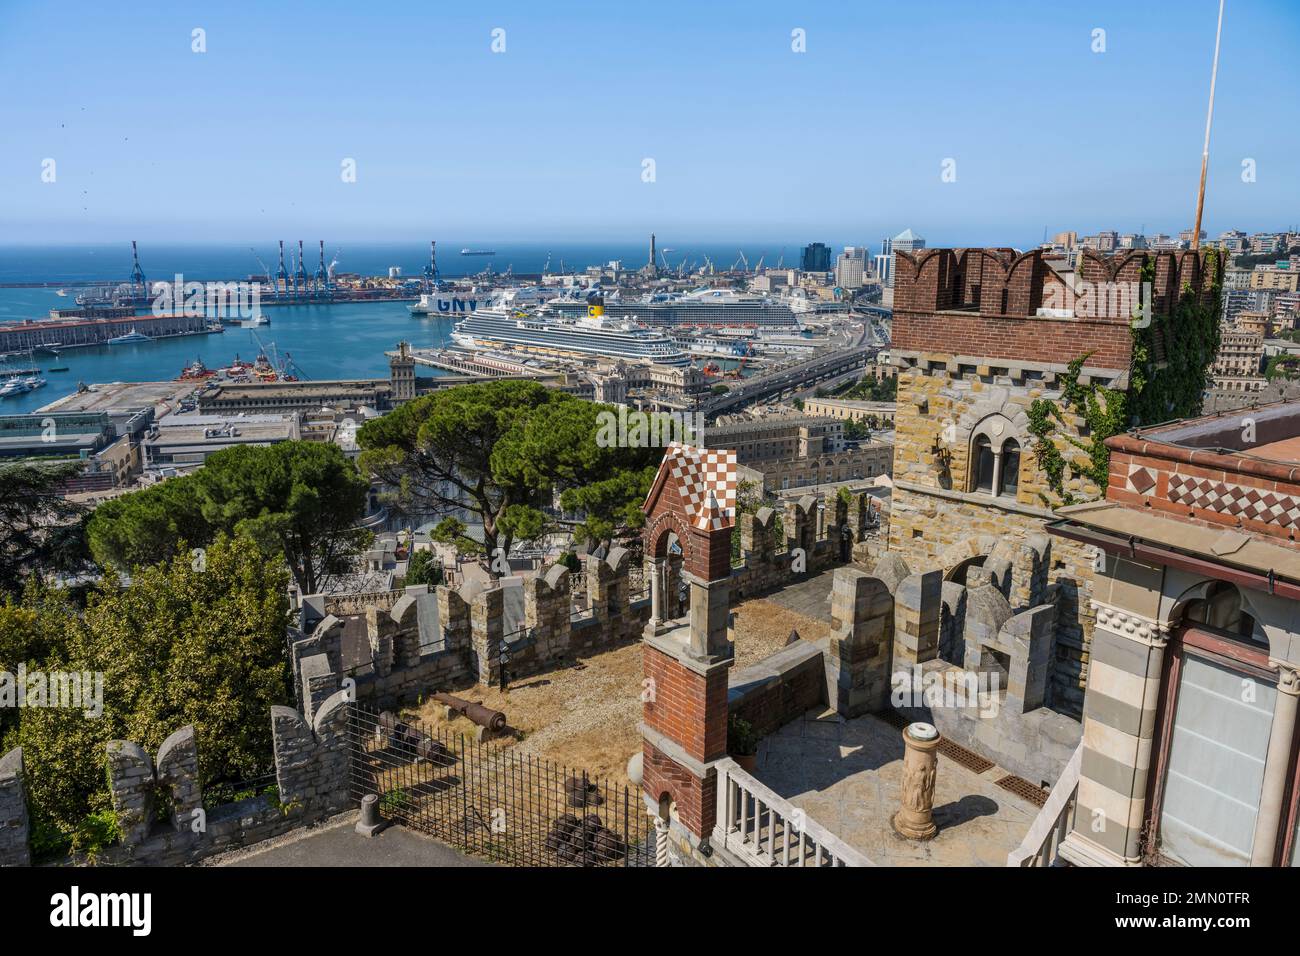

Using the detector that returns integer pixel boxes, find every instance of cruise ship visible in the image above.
[452,302,690,367]
[547,288,801,330]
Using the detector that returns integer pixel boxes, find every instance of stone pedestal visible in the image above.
[893,722,940,840]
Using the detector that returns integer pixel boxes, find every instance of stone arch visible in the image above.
[1163,577,1269,649]
[938,535,999,581]
[645,510,691,563]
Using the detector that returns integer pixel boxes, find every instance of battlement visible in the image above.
[892,248,1224,372]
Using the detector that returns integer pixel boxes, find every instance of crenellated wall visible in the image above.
[0,692,354,867]
[292,551,655,714]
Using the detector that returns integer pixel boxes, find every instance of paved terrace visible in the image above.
[744,574,1039,866]
[756,708,1037,865]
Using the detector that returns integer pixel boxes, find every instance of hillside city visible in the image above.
[1,0,1296,940]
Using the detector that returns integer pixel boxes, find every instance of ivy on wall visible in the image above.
[1028,251,1223,507]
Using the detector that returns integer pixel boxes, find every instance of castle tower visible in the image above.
[886,246,1222,715]
[640,443,737,859]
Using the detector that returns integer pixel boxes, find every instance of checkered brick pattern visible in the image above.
[665,442,737,531]
[1168,474,1300,527]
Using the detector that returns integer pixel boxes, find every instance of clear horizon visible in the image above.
[1,0,1297,245]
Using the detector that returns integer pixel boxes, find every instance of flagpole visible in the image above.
[1191,0,1225,251]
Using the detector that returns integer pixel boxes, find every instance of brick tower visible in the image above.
[639,442,737,861]
[886,247,1220,714]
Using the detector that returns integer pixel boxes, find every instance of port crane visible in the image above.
[731,250,749,272]
[249,248,274,288]
[542,250,552,274]
[753,254,765,273]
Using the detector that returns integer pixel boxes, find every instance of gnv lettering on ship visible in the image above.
[436,298,479,314]
[49,886,152,936]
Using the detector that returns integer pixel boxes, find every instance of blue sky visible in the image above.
[0,0,1296,248]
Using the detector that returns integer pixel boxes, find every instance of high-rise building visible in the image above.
[891,228,925,255]
[835,246,868,290]
[875,236,895,288]
[800,242,832,273]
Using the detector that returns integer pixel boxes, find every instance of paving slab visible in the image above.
[753,709,1038,866]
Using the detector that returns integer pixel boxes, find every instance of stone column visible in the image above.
[1060,601,1168,866]
[645,556,666,635]
[1251,662,1300,865]
[894,722,940,840]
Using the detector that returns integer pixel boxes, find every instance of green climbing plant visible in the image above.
[1029,250,1222,507]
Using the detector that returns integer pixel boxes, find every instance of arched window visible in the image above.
[1000,439,1021,497]
[973,435,995,493]
[1183,581,1257,640]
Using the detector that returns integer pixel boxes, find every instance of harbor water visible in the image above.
[0,290,455,415]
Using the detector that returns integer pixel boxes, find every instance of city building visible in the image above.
[1211,329,1266,391]
[1251,266,1300,293]
[142,412,301,473]
[800,397,896,428]
[834,247,868,290]
[800,242,832,273]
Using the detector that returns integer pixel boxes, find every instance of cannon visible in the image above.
[432,693,508,734]
[376,711,456,767]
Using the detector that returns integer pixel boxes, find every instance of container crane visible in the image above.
[250,248,274,288]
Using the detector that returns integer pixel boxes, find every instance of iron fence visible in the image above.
[347,703,654,866]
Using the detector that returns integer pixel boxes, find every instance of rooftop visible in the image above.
[38,380,197,416]
[755,708,1037,866]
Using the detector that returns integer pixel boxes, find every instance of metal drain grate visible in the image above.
[877,712,996,774]
[937,738,994,774]
[996,774,1050,807]
[877,709,909,730]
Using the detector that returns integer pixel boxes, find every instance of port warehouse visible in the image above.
[0,312,213,351]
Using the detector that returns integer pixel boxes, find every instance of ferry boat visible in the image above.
[410,285,557,317]
[451,304,690,367]
[107,328,152,345]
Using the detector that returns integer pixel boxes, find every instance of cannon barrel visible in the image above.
[432,692,507,733]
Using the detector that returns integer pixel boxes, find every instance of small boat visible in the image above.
[48,366,70,373]
[55,289,68,297]
[107,328,152,345]
[33,343,61,355]
[240,314,270,328]
[178,358,215,381]
[24,376,46,390]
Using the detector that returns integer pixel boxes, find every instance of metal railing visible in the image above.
[1005,741,1083,867]
[713,757,873,867]
[348,704,653,866]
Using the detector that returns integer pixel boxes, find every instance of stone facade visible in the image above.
[886,246,1224,719]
